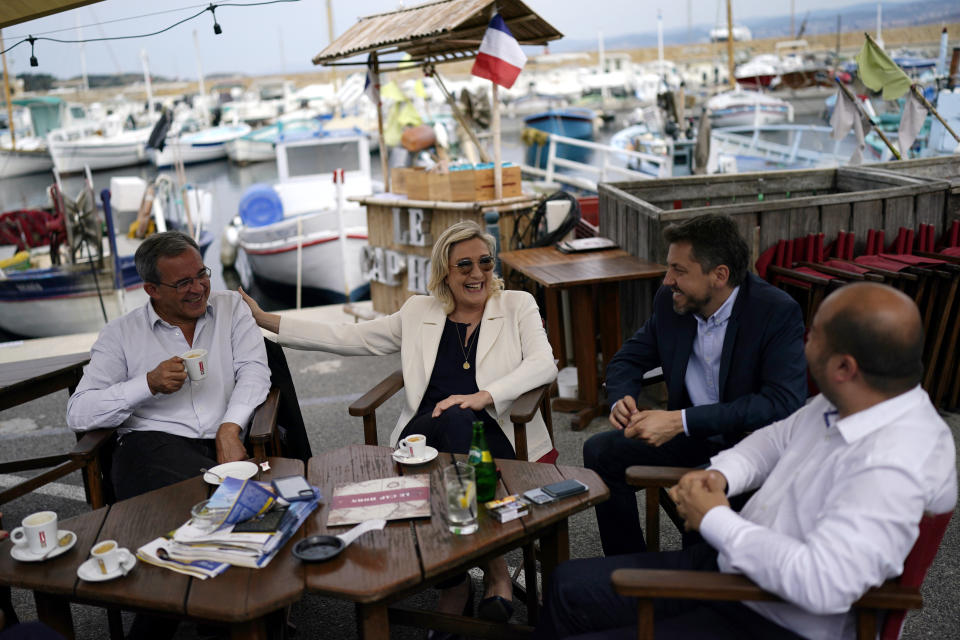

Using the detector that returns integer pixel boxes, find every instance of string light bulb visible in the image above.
[27,35,38,66]
[207,4,222,35]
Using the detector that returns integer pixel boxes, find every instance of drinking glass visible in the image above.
[443,463,478,535]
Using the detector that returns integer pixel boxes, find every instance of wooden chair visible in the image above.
[348,369,556,462]
[611,510,954,640]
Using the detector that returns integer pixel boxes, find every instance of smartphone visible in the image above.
[522,487,557,505]
[272,475,315,502]
[542,478,588,499]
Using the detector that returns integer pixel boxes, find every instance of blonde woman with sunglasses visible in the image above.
[240,220,557,628]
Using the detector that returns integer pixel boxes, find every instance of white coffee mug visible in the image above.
[397,434,427,459]
[10,511,58,556]
[91,539,121,575]
[181,348,208,381]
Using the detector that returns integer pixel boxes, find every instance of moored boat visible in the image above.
[47,120,153,174]
[149,123,252,168]
[523,107,596,169]
[706,88,794,128]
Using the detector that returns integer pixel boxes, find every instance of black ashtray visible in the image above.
[292,535,345,562]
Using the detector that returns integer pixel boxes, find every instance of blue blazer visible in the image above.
[606,273,807,444]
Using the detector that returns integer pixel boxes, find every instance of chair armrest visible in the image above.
[853,581,922,610]
[349,369,404,417]
[510,384,549,424]
[612,569,781,602]
[248,387,281,445]
[625,465,691,488]
[68,429,115,463]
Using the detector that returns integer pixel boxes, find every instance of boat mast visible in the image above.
[726,0,736,89]
[0,30,15,150]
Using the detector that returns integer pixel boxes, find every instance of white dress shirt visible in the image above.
[699,386,957,640]
[681,285,739,434]
[67,291,271,440]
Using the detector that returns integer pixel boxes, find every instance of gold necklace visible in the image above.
[454,321,479,370]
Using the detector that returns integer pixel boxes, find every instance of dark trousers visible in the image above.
[535,544,806,640]
[400,406,515,460]
[111,431,219,501]
[111,431,219,640]
[0,622,66,640]
[582,430,724,556]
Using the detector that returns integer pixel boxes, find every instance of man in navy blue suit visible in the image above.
[583,213,807,556]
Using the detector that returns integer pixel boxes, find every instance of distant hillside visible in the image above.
[551,0,960,52]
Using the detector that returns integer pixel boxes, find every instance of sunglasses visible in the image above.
[453,256,495,275]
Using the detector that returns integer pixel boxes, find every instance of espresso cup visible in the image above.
[397,434,427,459]
[91,540,121,575]
[10,511,58,556]
[181,348,208,381]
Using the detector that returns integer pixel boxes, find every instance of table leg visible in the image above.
[523,541,539,625]
[570,286,599,430]
[544,289,566,368]
[357,602,390,640]
[538,520,570,595]
[33,592,74,640]
[228,618,268,640]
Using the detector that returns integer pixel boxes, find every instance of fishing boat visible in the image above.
[225,117,326,164]
[523,107,597,169]
[0,97,90,178]
[0,177,213,338]
[149,122,252,168]
[47,118,154,174]
[229,129,372,302]
[734,54,780,89]
[706,88,794,128]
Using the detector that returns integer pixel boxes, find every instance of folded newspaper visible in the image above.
[137,476,321,574]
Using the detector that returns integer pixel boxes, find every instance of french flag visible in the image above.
[471,12,526,89]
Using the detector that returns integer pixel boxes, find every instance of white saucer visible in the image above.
[203,460,259,485]
[392,445,439,465]
[77,549,136,582]
[10,530,77,562]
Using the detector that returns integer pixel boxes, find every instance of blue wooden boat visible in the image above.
[523,108,596,169]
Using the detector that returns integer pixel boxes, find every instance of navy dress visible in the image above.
[399,318,515,459]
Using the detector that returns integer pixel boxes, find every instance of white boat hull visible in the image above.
[150,124,252,167]
[0,286,148,337]
[225,137,276,164]
[48,131,150,174]
[0,147,53,178]
[237,208,368,299]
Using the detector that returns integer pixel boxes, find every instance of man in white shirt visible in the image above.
[537,282,957,640]
[68,231,270,501]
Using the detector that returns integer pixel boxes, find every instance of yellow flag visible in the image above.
[855,36,911,101]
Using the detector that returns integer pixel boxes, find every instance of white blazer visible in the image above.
[278,290,558,461]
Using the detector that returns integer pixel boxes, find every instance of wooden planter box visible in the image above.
[598,164,954,337]
[872,156,960,228]
[406,170,452,201]
[449,166,523,202]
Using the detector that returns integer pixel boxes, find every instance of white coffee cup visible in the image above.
[10,511,59,556]
[397,434,427,459]
[181,348,208,381]
[91,539,121,575]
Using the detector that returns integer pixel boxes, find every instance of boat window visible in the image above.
[674,154,688,165]
[284,142,361,177]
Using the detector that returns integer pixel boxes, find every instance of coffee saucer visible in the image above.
[392,445,439,465]
[10,530,77,562]
[77,549,136,582]
[203,460,259,485]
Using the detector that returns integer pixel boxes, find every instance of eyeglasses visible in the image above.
[453,256,495,275]
[153,266,212,293]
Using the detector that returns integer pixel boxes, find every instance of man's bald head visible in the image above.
[818,283,923,395]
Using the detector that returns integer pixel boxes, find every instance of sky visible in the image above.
[0,0,905,79]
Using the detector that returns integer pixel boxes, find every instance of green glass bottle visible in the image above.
[468,420,497,503]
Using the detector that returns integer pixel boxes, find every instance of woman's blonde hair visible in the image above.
[428,220,504,314]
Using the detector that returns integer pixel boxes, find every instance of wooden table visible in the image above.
[498,247,666,429]
[0,352,89,411]
[0,457,304,640]
[0,447,607,640]
[303,444,607,640]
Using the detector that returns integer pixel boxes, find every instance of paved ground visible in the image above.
[1,304,958,639]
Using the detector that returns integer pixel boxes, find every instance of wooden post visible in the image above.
[492,83,503,199]
[371,52,390,192]
[0,30,15,151]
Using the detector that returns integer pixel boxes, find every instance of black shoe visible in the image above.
[426,576,475,640]
[477,594,514,623]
